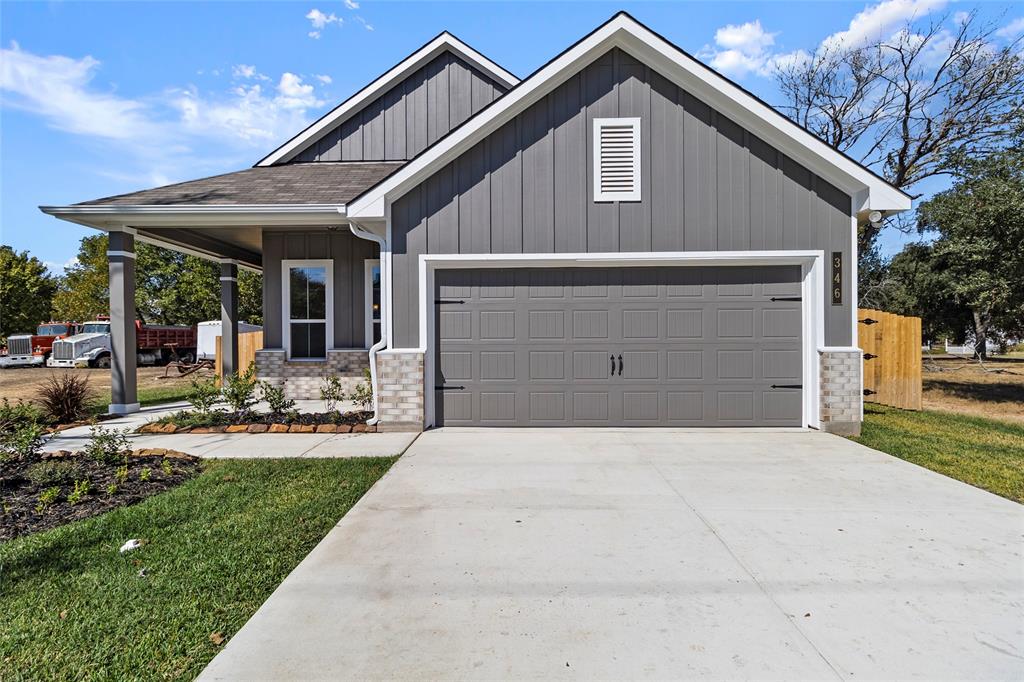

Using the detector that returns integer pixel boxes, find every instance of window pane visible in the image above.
[306,267,326,319]
[290,266,327,320]
[290,322,327,359]
[289,268,308,320]
[371,265,381,314]
[373,322,381,344]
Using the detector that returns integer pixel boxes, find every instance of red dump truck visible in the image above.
[47,317,197,369]
[0,322,82,368]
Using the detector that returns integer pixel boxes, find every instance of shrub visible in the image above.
[0,399,43,433]
[1,421,47,462]
[348,368,374,411]
[35,487,60,513]
[83,426,131,465]
[26,460,83,486]
[187,376,221,414]
[67,479,90,505]
[222,362,258,415]
[320,375,345,413]
[139,467,152,482]
[260,381,295,415]
[37,373,94,424]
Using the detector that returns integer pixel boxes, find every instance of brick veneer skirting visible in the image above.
[255,349,369,400]
[819,348,862,436]
[375,350,424,431]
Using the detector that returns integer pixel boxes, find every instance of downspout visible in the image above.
[347,214,387,426]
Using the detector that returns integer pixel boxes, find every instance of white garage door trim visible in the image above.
[406,250,825,429]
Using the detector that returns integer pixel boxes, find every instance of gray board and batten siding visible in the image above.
[390,48,853,349]
[291,51,510,163]
[262,230,378,349]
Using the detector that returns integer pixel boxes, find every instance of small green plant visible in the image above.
[83,426,131,465]
[67,479,90,505]
[26,460,83,486]
[105,483,118,496]
[35,487,60,513]
[115,464,129,484]
[161,458,173,476]
[0,398,44,432]
[259,381,295,416]
[139,467,152,482]
[222,362,258,415]
[320,375,346,412]
[347,368,374,410]
[1,421,47,462]
[187,376,221,414]
[37,373,94,424]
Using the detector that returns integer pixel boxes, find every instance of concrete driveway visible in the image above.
[200,429,1024,681]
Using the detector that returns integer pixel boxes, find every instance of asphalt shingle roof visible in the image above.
[76,162,405,206]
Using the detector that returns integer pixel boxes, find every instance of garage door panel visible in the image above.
[435,265,802,427]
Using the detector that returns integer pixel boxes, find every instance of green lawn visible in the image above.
[90,385,192,415]
[0,457,396,681]
[853,405,1024,503]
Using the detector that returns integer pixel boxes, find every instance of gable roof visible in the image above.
[347,12,911,220]
[255,32,519,167]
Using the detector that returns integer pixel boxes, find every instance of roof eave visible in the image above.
[40,204,349,229]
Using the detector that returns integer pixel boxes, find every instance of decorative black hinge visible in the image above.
[770,384,803,389]
[435,385,465,391]
[863,389,877,396]
[863,353,878,360]
[859,318,878,325]
[769,296,802,302]
[434,299,465,305]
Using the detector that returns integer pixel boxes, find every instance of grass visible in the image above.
[90,385,192,415]
[0,457,396,680]
[853,405,1024,503]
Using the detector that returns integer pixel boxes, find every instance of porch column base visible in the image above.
[375,350,424,431]
[108,402,141,415]
[819,348,863,436]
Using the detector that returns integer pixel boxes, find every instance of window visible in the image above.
[593,117,641,202]
[365,259,381,348]
[282,260,333,359]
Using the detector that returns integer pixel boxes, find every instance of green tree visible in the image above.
[916,142,1024,358]
[0,246,57,338]
[52,235,263,327]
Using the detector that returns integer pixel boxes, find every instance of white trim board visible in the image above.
[281,259,335,360]
[410,250,825,430]
[256,32,519,167]
[347,13,911,220]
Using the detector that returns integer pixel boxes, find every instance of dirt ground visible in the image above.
[0,365,200,405]
[920,356,1024,424]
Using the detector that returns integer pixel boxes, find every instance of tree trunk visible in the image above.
[972,308,990,360]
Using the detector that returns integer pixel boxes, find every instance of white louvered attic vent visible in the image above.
[593,117,641,202]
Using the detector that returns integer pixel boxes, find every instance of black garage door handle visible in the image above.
[617,354,623,376]
[610,354,615,376]
[770,384,803,389]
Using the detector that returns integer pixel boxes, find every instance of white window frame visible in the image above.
[364,259,381,350]
[593,117,641,203]
[281,259,334,360]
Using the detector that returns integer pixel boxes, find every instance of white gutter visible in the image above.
[347,214,387,427]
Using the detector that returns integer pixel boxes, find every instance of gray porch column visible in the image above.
[220,260,239,377]
[108,230,139,414]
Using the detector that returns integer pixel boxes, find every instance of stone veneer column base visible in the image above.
[375,350,424,431]
[255,349,370,400]
[819,348,863,436]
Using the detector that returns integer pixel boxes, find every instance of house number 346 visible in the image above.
[831,251,843,306]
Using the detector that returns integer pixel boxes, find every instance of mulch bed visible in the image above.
[0,449,201,542]
[138,410,377,434]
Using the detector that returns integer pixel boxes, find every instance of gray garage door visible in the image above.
[434,266,803,427]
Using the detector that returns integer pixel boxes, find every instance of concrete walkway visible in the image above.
[199,429,1024,681]
[42,402,417,458]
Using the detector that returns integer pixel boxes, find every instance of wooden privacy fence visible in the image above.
[215,331,264,380]
[857,309,922,410]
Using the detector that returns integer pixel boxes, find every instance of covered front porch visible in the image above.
[41,162,398,418]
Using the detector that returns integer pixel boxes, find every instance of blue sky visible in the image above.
[2,1,1020,272]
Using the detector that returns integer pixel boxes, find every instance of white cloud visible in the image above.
[306,8,341,38]
[995,17,1024,41]
[44,256,79,276]
[0,42,329,181]
[0,42,159,140]
[232,64,270,81]
[343,0,359,9]
[355,15,374,32]
[700,20,778,77]
[314,74,332,84]
[820,0,947,51]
